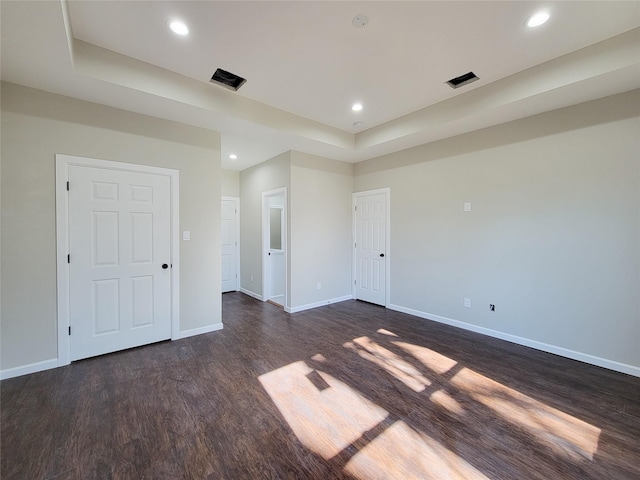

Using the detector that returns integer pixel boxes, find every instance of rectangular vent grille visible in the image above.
[446,71,479,89]
[210,68,246,91]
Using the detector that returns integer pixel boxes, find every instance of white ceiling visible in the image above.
[2,1,639,171]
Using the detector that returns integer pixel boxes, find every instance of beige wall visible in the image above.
[239,152,291,299]
[1,82,222,372]
[239,151,353,310]
[290,152,353,308]
[354,90,640,370]
[221,169,240,197]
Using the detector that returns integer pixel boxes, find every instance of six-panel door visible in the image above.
[68,165,172,361]
[355,193,387,306]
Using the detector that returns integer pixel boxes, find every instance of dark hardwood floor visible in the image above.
[2,292,639,479]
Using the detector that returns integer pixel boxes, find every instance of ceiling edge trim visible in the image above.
[59,0,75,66]
[355,28,640,150]
[60,2,354,151]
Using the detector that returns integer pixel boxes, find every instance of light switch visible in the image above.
[183,231,191,241]
[464,202,471,212]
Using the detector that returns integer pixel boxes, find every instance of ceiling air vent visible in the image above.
[446,71,479,89]
[210,68,246,91]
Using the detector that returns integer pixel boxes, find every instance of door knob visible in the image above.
[162,263,169,269]
[379,254,385,257]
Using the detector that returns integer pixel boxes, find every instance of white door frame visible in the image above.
[262,187,288,309]
[352,188,391,307]
[221,196,240,292]
[55,154,180,367]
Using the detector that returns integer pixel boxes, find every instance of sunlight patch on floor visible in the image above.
[376,328,398,337]
[429,389,465,416]
[343,420,490,480]
[259,359,490,479]
[258,361,388,459]
[393,340,458,375]
[451,367,601,460]
[344,336,432,392]
[260,332,602,478]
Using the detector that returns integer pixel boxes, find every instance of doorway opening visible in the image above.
[262,188,288,308]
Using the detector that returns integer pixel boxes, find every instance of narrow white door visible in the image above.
[262,188,287,307]
[68,165,172,361]
[221,198,238,293]
[355,192,387,306]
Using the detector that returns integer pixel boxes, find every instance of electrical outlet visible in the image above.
[490,304,496,312]
[464,298,471,308]
[250,275,254,282]
[317,282,322,290]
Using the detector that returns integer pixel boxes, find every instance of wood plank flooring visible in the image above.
[2,292,639,479]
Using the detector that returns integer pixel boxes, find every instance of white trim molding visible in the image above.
[1,359,59,380]
[286,295,353,314]
[173,323,223,340]
[239,288,263,301]
[388,303,640,378]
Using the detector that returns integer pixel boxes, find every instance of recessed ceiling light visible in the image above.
[352,102,363,112]
[169,21,189,36]
[526,11,550,28]
[228,153,238,160]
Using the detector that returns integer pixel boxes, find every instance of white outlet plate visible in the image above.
[464,202,471,212]
[464,297,471,308]
[182,231,191,241]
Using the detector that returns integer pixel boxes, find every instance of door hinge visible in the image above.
[68,326,71,335]
[66,181,70,191]
[67,254,70,264]
[354,280,357,285]
[355,205,357,211]
[354,242,357,248]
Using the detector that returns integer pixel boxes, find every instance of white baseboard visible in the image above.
[239,288,262,301]
[286,294,353,313]
[4,324,226,380]
[388,304,640,378]
[173,322,223,340]
[1,358,59,380]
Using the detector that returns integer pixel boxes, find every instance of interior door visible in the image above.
[355,192,387,306]
[221,198,238,293]
[68,164,172,361]
[262,189,287,307]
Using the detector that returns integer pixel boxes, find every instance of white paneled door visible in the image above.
[221,197,239,293]
[354,191,388,306]
[68,165,172,361]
